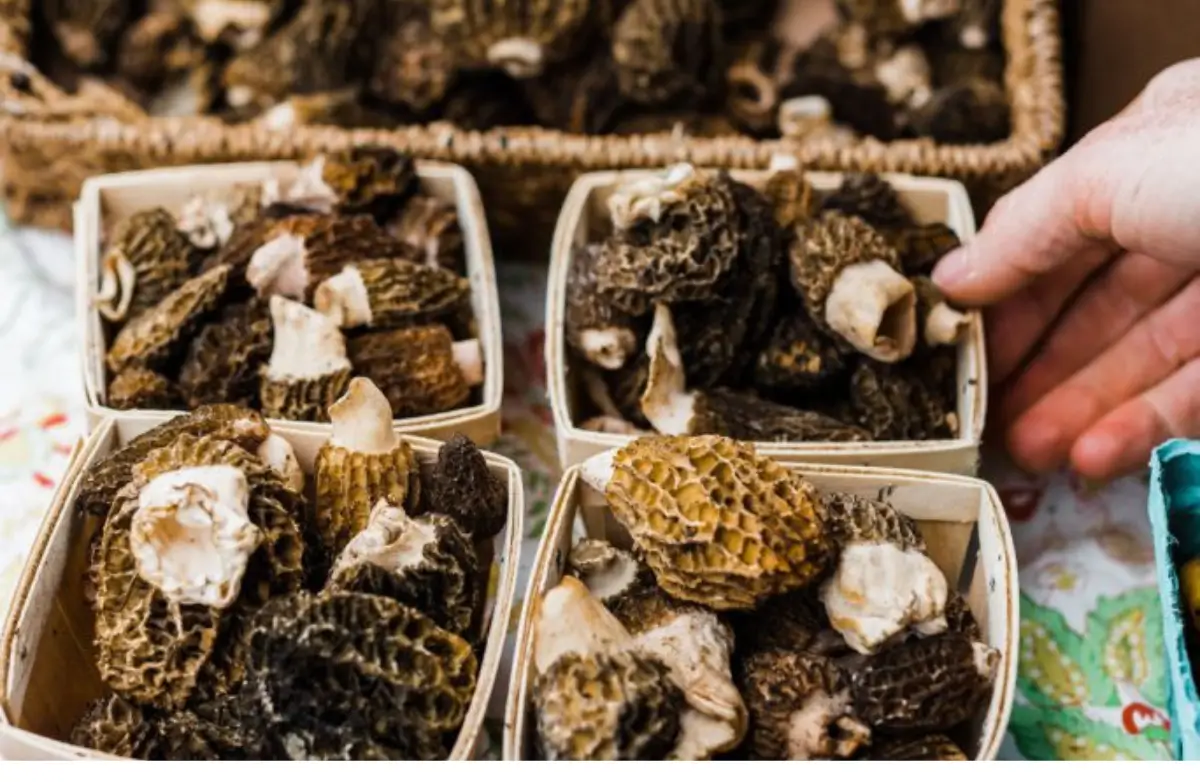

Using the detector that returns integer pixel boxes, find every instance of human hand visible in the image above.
[932,58,1200,482]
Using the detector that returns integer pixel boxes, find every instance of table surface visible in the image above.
[0,213,1174,761]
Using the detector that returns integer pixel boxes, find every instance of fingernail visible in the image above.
[932,246,970,288]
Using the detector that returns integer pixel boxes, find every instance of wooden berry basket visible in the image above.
[546,168,987,476]
[0,0,1063,253]
[0,416,525,761]
[502,458,1018,761]
[76,159,504,446]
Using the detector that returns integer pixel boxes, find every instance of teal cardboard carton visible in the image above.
[1149,439,1200,759]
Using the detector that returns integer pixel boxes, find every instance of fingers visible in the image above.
[983,243,1114,387]
[1005,277,1200,473]
[999,252,1193,423]
[1071,357,1200,482]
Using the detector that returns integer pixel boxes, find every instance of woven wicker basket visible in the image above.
[0,0,1063,253]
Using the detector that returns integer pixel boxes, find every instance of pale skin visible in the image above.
[932,59,1200,483]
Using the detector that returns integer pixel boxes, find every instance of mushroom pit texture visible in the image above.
[428,433,508,540]
[258,296,353,422]
[96,208,194,324]
[347,325,481,418]
[314,257,471,330]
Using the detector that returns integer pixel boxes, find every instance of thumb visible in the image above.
[932,132,1121,307]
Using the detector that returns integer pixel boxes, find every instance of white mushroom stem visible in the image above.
[607,163,700,232]
[247,233,309,300]
[632,612,748,760]
[578,327,637,371]
[786,691,870,760]
[96,249,136,322]
[328,377,401,455]
[777,95,833,139]
[256,434,305,494]
[265,296,350,381]
[329,500,431,580]
[960,23,988,49]
[452,339,485,387]
[569,541,640,601]
[533,576,632,675]
[640,303,698,436]
[130,465,260,609]
[177,194,235,250]
[188,0,272,44]
[580,450,616,495]
[314,265,372,328]
[972,640,1001,681]
[487,37,545,79]
[824,261,917,363]
[819,541,949,655]
[925,301,970,346]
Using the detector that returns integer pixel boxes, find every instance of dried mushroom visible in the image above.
[71,694,158,759]
[106,264,230,375]
[732,592,850,660]
[753,312,849,395]
[908,77,1010,144]
[819,490,948,654]
[430,0,594,79]
[270,149,417,221]
[739,650,870,759]
[179,299,272,410]
[849,631,999,733]
[108,367,180,410]
[611,0,724,105]
[582,435,835,610]
[92,433,305,708]
[314,378,422,562]
[97,208,194,324]
[314,258,471,330]
[892,221,961,274]
[242,590,477,760]
[869,733,969,760]
[347,325,481,418]
[790,211,917,363]
[259,297,352,422]
[428,433,508,540]
[387,195,465,273]
[848,358,957,441]
[176,185,263,252]
[565,243,643,370]
[821,173,915,232]
[327,500,480,640]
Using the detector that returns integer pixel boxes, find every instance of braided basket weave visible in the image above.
[0,0,1063,252]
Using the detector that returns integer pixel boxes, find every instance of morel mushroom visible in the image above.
[850,631,999,732]
[106,264,230,375]
[92,434,305,709]
[908,77,1010,144]
[314,258,471,330]
[43,0,134,68]
[567,539,645,607]
[914,275,969,347]
[581,435,835,611]
[179,299,273,410]
[848,358,957,440]
[821,172,915,232]
[387,195,465,274]
[790,211,917,362]
[256,432,305,495]
[819,491,949,654]
[869,733,969,760]
[611,0,724,105]
[565,243,643,371]
[266,149,417,221]
[428,433,508,540]
[892,222,961,275]
[739,650,871,759]
[313,378,422,562]
[97,208,195,324]
[71,694,159,759]
[176,185,263,252]
[259,297,352,423]
[108,367,180,411]
[327,500,482,640]
[347,325,481,418]
[370,14,457,112]
[242,591,477,760]
[754,312,850,395]
[732,592,850,661]
[430,0,594,79]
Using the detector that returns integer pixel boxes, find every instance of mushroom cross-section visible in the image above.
[259,296,352,422]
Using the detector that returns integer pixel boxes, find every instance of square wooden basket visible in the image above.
[546,169,987,476]
[503,457,1018,761]
[76,160,504,445]
[0,417,525,761]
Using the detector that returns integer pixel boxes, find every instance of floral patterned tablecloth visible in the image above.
[0,216,1174,761]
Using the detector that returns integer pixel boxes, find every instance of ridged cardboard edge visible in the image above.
[545,168,987,477]
[77,160,504,446]
[0,416,524,760]
[501,459,1018,761]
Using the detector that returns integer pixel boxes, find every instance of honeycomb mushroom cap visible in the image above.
[428,433,508,540]
[521,49,625,134]
[753,312,850,395]
[242,590,478,760]
[892,222,961,275]
[611,0,725,105]
[314,379,422,563]
[71,694,159,758]
[850,631,1000,732]
[691,388,873,443]
[179,299,273,410]
[347,325,477,418]
[732,591,850,662]
[821,173,915,232]
[824,490,927,550]
[944,591,984,641]
[848,358,957,440]
[97,207,194,324]
[533,576,634,674]
[909,78,1010,144]
[314,147,418,221]
[106,264,231,375]
[534,651,685,760]
[596,167,742,316]
[386,194,465,274]
[739,649,871,759]
[565,243,642,371]
[763,165,817,231]
[108,366,180,411]
[584,435,836,610]
[314,258,471,330]
[93,434,305,708]
[327,501,482,641]
[430,0,595,78]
